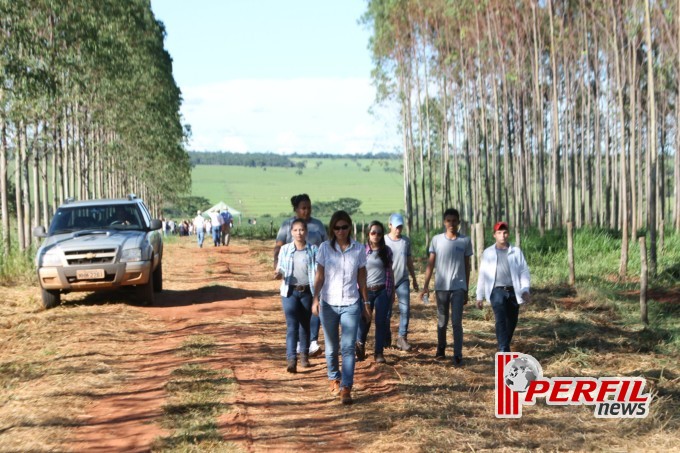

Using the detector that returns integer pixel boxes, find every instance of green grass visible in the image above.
[190,157,403,221]
[153,335,237,453]
[0,243,38,285]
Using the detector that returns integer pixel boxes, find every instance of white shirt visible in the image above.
[193,215,205,231]
[475,244,531,304]
[208,211,223,226]
[316,239,366,306]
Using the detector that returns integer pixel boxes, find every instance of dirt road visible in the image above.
[69,238,398,452]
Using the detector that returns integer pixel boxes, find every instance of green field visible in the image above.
[191,157,404,222]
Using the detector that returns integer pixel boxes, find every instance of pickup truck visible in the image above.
[33,195,163,309]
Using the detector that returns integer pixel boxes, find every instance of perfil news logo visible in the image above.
[495,353,652,419]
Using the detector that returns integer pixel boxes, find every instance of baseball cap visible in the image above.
[494,221,509,232]
[389,213,404,227]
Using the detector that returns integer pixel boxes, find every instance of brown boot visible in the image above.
[340,386,353,405]
[300,353,311,368]
[286,358,297,373]
[329,379,341,396]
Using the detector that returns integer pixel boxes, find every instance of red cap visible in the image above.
[494,221,509,232]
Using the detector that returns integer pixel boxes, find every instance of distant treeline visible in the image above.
[189,151,399,167]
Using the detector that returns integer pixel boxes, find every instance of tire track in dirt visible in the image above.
[69,239,400,452]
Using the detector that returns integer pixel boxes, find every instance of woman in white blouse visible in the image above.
[312,210,370,405]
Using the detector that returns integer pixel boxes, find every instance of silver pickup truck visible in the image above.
[33,195,163,309]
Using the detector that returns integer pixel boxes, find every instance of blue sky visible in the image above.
[150,0,400,154]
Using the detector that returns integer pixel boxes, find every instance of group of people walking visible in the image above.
[192,209,233,248]
[274,195,531,405]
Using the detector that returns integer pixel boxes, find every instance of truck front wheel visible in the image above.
[41,289,61,309]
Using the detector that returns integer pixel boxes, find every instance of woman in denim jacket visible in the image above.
[276,218,318,373]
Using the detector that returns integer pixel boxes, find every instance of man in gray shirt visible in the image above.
[420,208,472,366]
[384,213,419,351]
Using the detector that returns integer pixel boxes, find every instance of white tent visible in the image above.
[203,201,242,222]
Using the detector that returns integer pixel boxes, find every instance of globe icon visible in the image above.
[504,355,542,393]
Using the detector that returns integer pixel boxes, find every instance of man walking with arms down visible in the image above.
[420,209,472,366]
[475,221,531,352]
[385,213,419,351]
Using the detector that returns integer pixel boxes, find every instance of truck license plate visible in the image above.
[76,269,105,280]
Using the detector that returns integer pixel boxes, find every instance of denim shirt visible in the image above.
[277,242,318,297]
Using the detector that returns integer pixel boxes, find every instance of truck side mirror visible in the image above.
[149,219,162,230]
[33,226,47,238]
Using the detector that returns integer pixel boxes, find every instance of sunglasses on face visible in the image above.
[369,230,383,236]
[334,224,350,231]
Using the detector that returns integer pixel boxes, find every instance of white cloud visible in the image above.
[180,78,400,154]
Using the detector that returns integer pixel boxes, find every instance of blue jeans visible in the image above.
[436,289,466,358]
[357,288,390,354]
[196,230,204,247]
[320,299,361,388]
[300,314,321,345]
[392,279,410,337]
[281,288,312,360]
[490,287,519,352]
[211,226,221,246]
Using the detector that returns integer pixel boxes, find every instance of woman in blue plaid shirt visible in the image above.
[275,218,318,373]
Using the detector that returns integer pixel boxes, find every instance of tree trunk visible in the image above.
[644,0,657,276]
[15,120,25,251]
[639,236,649,326]
[0,113,9,256]
[567,221,575,286]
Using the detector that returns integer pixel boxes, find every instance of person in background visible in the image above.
[384,213,419,352]
[193,210,205,248]
[275,218,318,373]
[220,209,233,246]
[274,194,328,357]
[208,209,223,247]
[312,210,370,405]
[356,220,393,364]
[420,208,472,367]
[476,221,531,352]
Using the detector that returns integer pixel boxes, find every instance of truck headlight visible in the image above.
[40,250,62,267]
[121,248,142,262]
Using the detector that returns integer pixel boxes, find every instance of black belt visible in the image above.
[495,285,514,292]
[367,284,386,291]
[293,284,310,292]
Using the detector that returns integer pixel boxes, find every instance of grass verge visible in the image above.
[152,335,238,452]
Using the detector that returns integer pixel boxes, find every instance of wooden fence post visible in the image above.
[567,221,575,286]
[639,236,649,326]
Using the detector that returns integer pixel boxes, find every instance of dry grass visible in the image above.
[0,240,678,452]
[355,283,680,452]
[0,287,167,452]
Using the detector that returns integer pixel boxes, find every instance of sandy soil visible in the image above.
[68,238,399,452]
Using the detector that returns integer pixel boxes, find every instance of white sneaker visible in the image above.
[309,340,321,356]
[296,341,301,354]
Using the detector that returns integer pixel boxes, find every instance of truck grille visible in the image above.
[64,249,117,265]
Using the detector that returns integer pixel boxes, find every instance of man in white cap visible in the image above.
[384,213,419,351]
